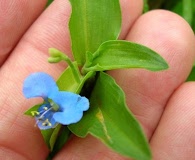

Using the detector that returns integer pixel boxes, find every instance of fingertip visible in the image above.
[150,82,195,159]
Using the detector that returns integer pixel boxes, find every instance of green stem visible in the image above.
[48,48,81,83]
[61,54,81,83]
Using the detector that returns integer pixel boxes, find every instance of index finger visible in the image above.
[0,0,47,66]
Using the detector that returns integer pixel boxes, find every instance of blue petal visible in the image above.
[75,96,90,111]
[23,72,58,99]
[53,111,83,125]
[53,96,89,125]
[49,91,81,110]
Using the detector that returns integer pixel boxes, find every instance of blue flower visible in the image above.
[23,72,89,130]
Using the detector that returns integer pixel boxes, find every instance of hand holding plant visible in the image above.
[0,0,195,160]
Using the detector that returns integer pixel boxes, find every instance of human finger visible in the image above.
[150,82,195,159]
[0,0,143,159]
[0,0,47,66]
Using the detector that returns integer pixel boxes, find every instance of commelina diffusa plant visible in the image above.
[23,0,169,160]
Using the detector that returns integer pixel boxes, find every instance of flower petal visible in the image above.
[75,96,90,111]
[53,109,83,125]
[49,91,81,110]
[53,96,89,125]
[23,72,58,99]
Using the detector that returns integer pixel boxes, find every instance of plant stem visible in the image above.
[61,55,81,83]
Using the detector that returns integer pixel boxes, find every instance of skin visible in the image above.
[0,0,195,159]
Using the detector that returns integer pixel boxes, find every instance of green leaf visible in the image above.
[83,40,169,73]
[46,0,53,7]
[187,66,195,81]
[49,124,62,151]
[76,71,96,94]
[143,0,149,13]
[69,0,121,65]
[57,64,81,92]
[148,0,164,9]
[182,0,193,25]
[192,0,195,32]
[47,126,71,159]
[41,129,55,149]
[24,103,43,117]
[57,64,95,94]
[69,72,151,160]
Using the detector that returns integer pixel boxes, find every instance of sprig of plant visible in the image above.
[23,1,169,159]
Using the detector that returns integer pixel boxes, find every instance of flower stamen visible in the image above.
[43,107,48,110]
[34,107,53,127]
[50,101,59,111]
[31,111,40,116]
[42,119,52,126]
[39,107,53,119]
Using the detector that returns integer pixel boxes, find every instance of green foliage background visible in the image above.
[46,0,53,7]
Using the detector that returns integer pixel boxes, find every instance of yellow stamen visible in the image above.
[42,119,52,127]
[43,107,48,110]
[31,111,40,116]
